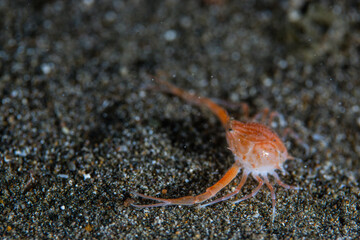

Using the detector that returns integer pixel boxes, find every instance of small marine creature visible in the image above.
[132,79,301,221]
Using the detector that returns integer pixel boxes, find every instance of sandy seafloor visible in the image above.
[1,0,359,239]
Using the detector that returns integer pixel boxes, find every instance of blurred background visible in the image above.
[1,0,359,238]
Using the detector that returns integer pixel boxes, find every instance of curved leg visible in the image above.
[264,175,276,222]
[199,170,249,208]
[130,194,172,208]
[252,108,288,128]
[272,172,300,190]
[232,175,264,204]
[132,162,241,208]
[252,108,269,123]
[282,128,310,156]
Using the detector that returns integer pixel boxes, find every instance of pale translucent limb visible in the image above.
[282,127,310,156]
[251,108,288,128]
[263,175,276,222]
[130,193,173,208]
[272,172,300,190]
[232,175,264,204]
[252,108,270,123]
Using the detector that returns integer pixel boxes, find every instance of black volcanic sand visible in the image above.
[1,0,359,239]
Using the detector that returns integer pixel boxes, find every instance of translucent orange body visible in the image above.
[227,121,290,175]
[132,80,299,220]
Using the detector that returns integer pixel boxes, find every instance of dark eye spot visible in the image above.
[228,128,233,132]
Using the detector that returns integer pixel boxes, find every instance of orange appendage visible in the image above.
[132,80,300,221]
[156,79,230,127]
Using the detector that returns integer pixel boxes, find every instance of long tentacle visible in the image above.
[154,78,230,128]
[132,161,241,207]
